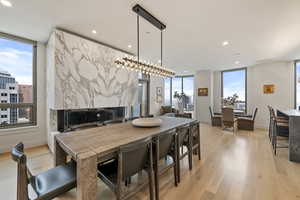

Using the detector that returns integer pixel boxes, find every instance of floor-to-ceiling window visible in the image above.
[0,32,37,129]
[295,61,300,109]
[164,76,194,111]
[222,68,247,111]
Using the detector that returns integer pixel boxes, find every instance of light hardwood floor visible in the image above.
[1,123,300,200]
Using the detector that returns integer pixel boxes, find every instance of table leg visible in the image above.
[77,152,98,200]
[54,137,67,166]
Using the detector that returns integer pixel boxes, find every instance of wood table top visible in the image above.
[278,109,300,117]
[55,116,196,160]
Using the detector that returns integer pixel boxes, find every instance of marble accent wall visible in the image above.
[47,30,138,110]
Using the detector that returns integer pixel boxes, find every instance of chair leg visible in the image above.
[148,170,154,200]
[198,144,201,160]
[154,166,159,200]
[173,164,178,187]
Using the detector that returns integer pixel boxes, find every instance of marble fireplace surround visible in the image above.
[47,29,138,110]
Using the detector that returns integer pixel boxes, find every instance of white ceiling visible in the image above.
[1,0,300,74]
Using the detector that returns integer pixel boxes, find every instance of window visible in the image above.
[295,61,300,109]
[222,68,247,112]
[164,76,194,111]
[0,32,37,128]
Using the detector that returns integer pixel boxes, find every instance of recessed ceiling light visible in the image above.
[184,70,188,73]
[1,0,12,7]
[235,61,240,64]
[92,30,97,34]
[158,60,162,63]
[127,44,132,49]
[222,41,229,46]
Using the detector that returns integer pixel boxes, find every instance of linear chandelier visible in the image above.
[114,4,176,78]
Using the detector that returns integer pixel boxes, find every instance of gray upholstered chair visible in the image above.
[222,107,237,131]
[97,137,154,200]
[176,124,192,183]
[237,108,258,131]
[11,142,76,200]
[153,129,178,200]
[209,106,222,126]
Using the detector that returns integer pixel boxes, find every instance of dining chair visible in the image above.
[189,120,201,160]
[222,107,237,132]
[237,108,258,131]
[209,106,222,126]
[270,107,289,155]
[97,137,154,200]
[176,124,192,183]
[11,142,76,200]
[153,129,178,200]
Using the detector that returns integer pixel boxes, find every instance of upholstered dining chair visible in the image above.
[237,108,258,130]
[153,129,178,200]
[97,137,154,200]
[189,120,201,160]
[222,107,237,132]
[11,142,76,200]
[209,106,222,126]
[176,124,192,183]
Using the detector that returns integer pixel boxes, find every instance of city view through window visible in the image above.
[0,36,34,126]
[222,69,246,111]
[164,76,194,111]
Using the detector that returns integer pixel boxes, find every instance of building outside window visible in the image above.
[0,32,37,128]
[164,76,194,111]
[221,68,247,111]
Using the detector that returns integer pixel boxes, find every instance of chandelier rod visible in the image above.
[137,15,140,68]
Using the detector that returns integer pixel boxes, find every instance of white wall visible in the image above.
[212,61,294,129]
[247,61,294,128]
[194,70,214,123]
[149,76,164,116]
[0,43,47,153]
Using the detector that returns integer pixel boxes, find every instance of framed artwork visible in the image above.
[198,88,208,96]
[156,87,162,103]
[263,84,275,94]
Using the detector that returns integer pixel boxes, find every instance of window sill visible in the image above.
[0,125,40,136]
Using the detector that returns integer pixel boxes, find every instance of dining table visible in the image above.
[277,109,300,162]
[54,116,196,200]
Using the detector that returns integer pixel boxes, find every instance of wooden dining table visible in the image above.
[54,116,196,200]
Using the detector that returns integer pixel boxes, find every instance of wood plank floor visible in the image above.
[1,123,300,200]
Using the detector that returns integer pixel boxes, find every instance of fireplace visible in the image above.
[57,107,125,132]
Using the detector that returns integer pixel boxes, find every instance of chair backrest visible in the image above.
[190,120,200,137]
[209,106,213,118]
[119,137,152,179]
[177,124,190,146]
[252,108,258,121]
[11,142,30,200]
[222,107,234,122]
[156,129,176,160]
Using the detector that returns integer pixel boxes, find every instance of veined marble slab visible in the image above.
[47,30,138,110]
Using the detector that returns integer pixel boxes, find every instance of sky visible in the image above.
[0,37,33,85]
[223,69,246,101]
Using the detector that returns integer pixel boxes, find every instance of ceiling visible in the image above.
[1,0,300,75]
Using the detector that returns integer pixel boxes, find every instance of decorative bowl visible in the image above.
[132,117,162,128]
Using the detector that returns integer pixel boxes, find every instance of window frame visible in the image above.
[221,67,247,113]
[164,75,194,110]
[294,60,300,109]
[0,32,37,129]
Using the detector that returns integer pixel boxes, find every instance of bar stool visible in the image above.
[270,107,289,155]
